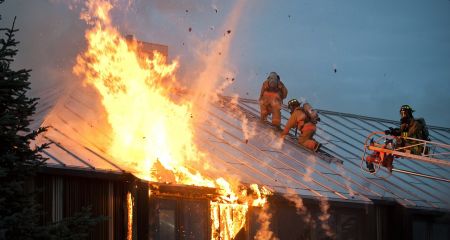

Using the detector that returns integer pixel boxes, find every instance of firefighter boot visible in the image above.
[384,155,394,172]
[366,162,375,173]
[313,142,322,152]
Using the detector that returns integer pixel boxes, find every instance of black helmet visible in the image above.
[288,99,301,113]
[400,104,414,119]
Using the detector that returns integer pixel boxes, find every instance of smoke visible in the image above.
[106,0,251,142]
[140,0,210,13]
[259,123,284,150]
[283,188,313,224]
[303,154,318,182]
[189,0,247,108]
[318,197,335,238]
[254,203,278,240]
[101,0,247,99]
[271,136,284,150]
[303,166,314,182]
[216,73,237,97]
[229,94,257,142]
[1,0,87,127]
[4,0,254,129]
[336,163,356,197]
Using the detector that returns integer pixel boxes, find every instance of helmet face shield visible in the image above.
[400,110,409,119]
[268,72,278,81]
[288,105,295,114]
[288,99,300,113]
[399,105,414,125]
[399,105,413,119]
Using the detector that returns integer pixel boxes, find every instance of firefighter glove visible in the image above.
[385,127,394,135]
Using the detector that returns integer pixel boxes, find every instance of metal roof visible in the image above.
[36,88,450,211]
[222,97,450,210]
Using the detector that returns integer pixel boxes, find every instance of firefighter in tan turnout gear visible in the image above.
[281,99,321,152]
[259,72,288,129]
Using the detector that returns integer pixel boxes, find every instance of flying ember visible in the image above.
[73,1,271,239]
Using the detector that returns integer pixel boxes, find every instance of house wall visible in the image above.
[248,197,449,240]
[247,197,371,240]
[35,170,449,240]
[36,171,132,240]
[369,202,450,240]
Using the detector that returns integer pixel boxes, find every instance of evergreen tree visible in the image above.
[0,3,104,239]
[47,206,104,240]
[0,15,49,240]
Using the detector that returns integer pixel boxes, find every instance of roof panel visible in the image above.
[35,92,450,210]
[44,142,91,169]
[232,97,449,209]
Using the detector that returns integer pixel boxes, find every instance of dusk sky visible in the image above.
[2,0,450,127]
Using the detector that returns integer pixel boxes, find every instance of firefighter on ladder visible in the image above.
[366,104,429,173]
[280,99,321,152]
[259,72,288,130]
[385,104,429,154]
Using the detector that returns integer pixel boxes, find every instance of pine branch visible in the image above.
[1,4,102,239]
[0,17,19,63]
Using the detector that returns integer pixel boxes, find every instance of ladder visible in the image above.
[361,131,450,182]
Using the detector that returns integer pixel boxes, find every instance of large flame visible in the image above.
[74,0,213,186]
[73,1,273,239]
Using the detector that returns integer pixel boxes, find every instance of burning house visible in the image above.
[34,86,450,239]
[28,1,450,240]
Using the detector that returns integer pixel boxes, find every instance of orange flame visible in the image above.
[74,1,274,239]
[74,0,212,186]
[211,202,248,239]
[250,184,272,207]
[254,203,278,240]
[127,191,133,240]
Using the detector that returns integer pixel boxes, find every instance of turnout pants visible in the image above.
[259,92,282,127]
[298,123,318,151]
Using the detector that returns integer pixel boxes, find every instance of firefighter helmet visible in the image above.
[268,72,278,81]
[266,72,280,92]
[288,99,301,113]
[400,104,414,119]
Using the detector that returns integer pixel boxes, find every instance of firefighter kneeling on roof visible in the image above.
[259,72,288,129]
[280,99,321,152]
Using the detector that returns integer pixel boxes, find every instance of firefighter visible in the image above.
[365,139,395,173]
[280,99,321,152]
[385,105,429,155]
[259,72,288,129]
[367,105,429,173]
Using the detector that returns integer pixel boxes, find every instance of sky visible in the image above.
[2,0,450,127]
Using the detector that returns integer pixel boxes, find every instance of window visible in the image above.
[182,200,208,240]
[154,198,209,240]
[158,200,177,240]
[160,209,176,240]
